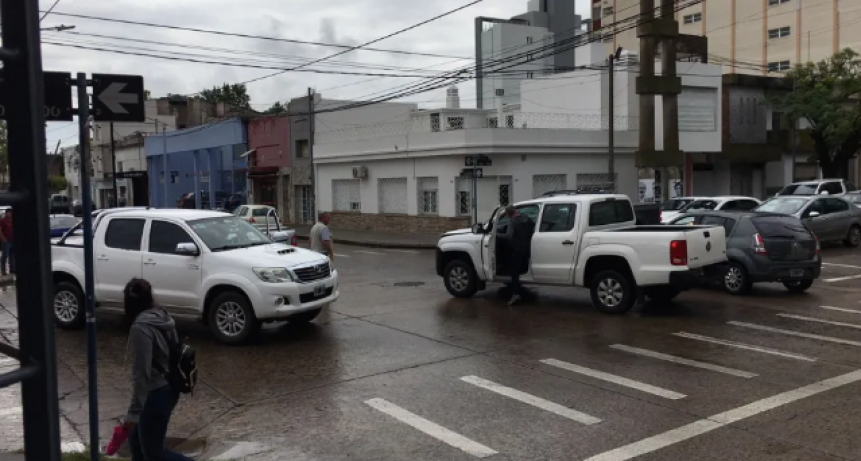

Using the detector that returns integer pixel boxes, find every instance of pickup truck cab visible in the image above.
[52,209,339,344]
[435,194,728,314]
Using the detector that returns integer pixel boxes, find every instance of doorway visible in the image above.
[296,185,314,224]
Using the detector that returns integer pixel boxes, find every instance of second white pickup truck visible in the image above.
[435,194,727,313]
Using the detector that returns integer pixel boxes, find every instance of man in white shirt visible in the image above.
[309,211,334,262]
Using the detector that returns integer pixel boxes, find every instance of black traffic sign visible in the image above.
[460,168,483,179]
[465,155,491,167]
[0,71,73,121]
[91,74,145,122]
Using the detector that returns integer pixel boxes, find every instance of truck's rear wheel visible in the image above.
[590,270,636,314]
[443,260,478,298]
[54,281,85,329]
[207,291,260,345]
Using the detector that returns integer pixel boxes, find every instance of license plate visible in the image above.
[313,285,326,296]
[789,269,805,278]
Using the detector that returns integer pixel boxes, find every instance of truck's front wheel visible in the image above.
[590,270,636,314]
[207,291,260,345]
[54,281,85,329]
[443,260,478,298]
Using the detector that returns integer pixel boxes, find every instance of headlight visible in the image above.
[252,267,294,283]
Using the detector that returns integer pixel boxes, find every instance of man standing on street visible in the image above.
[0,210,14,277]
[503,205,534,306]
[309,211,334,263]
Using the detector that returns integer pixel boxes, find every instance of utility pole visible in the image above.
[608,47,623,193]
[162,124,168,207]
[307,87,317,218]
[659,0,680,203]
[109,122,117,207]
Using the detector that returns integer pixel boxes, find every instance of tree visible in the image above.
[199,83,251,109]
[264,101,287,115]
[769,48,861,179]
[144,89,151,100]
[48,175,67,193]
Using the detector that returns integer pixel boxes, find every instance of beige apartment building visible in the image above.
[594,0,861,74]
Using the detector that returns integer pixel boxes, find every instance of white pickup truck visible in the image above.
[51,208,340,344]
[435,194,727,313]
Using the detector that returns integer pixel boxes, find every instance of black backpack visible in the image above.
[155,334,198,395]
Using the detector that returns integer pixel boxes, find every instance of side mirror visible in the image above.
[808,211,820,219]
[175,242,200,256]
[471,223,484,234]
[819,190,830,195]
[269,231,292,243]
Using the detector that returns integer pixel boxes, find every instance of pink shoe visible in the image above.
[105,425,129,455]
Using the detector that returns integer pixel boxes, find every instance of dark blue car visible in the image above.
[50,214,80,238]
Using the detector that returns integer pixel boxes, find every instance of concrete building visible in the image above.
[61,146,81,202]
[597,0,861,75]
[477,0,585,109]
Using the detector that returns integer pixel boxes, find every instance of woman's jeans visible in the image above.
[129,385,194,461]
[1,242,14,274]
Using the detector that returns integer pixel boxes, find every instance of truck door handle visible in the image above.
[96,255,108,261]
[143,260,156,266]
[562,240,574,245]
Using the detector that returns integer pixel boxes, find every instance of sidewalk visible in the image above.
[293,225,439,249]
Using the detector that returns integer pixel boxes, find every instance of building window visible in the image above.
[526,53,534,62]
[295,139,310,158]
[499,185,510,206]
[488,117,498,128]
[603,6,614,16]
[378,177,408,214]
[332,179,360,212]
[768,26,791,39]
[417,177,438,215]
[526,36,533,44]
[533,174,567,198]
[767,60,791,72]
[768,0,790,5]
[683,12,702,24]
[527,71,534,79]
[447,117,464,130]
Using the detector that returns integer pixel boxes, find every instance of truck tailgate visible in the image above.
[684,226,726,268]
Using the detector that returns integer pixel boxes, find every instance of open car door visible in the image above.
[481,206,505,281]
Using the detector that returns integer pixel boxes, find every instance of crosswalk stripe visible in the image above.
[539,359,686,400]
[673,332,817,362]
[460,375,602,425]
[354,250,386,255]
[821,262,861,269]
[609,344,757,378]
[778,313,861,330]
[729,321,861,347]
[334,253,351,258]
[386,249,419,254]
[365,398,497,458]
[820,305,861,315]
[823,274,861,283]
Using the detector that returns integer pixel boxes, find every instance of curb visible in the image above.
[295,234,436,250]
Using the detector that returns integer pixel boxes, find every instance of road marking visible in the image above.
[539,359,686,400]
[778,313,861,330]
[0,406,22,417]
[729,321,861,347]
[823,274,861,283]
[672,332,817,362]
[364,398,497,458]
[609,344,757,378]
[334,253,351,258]
[354,250,386,256]
[822,262,861,269]
[386,249,419,254]
[460,375,602,425]
[821,305,861,315]
[584,367,861,461]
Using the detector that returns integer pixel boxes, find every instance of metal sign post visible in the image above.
[464,155,491,224]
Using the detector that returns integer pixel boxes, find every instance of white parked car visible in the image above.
[232,204,297,245]
[51,209,339,344]
[659,196,709,223]
[435,194,728,314]
[661,196,761,223]
[776,179,857,197]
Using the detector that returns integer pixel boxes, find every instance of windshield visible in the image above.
[188,216,272,251]
[683,200,719,211]
[661,199,694,211]
[755,197,809,214]
[252,207,274,217]
[50,216,79,229]
[778,184,818,195]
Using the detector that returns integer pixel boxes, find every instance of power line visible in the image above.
[40,10,468,60]
[39,0,63,22]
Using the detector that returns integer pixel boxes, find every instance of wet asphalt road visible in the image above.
[3,244,861,460]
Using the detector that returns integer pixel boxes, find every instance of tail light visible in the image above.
[248,216,255,223]
[814,234,820,254]
[670,240,687,265]
[752,233,767,255]
[291,235,298,246]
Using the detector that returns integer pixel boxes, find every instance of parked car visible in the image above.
[49,214,80,238]
[71,200,83,217]
[225,191,246,212]
[667,211,820,294]
[754,195,861,247]
[177,190,231,209]
[775,179,856,197]
[436,194,728,313]
[233,205,297,246]
[659,196,709,223]
[49,194,71,214]
[661,196,762,223]
[846,192,861,209]
[51,209,338,344]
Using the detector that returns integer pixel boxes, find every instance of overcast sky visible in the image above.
[41,0,593,148]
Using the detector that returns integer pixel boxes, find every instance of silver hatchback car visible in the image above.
[755,195,861,247]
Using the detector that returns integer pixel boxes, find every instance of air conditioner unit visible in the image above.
[352,166,368,179]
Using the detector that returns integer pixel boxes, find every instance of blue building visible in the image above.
[145,118,248,208]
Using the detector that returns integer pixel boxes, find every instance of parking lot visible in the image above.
[3,244,861,459]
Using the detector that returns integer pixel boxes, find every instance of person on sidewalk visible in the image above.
[503,205,534,306]
[0,210,14,277]
[309,211,334,262]
[123,278,194,461]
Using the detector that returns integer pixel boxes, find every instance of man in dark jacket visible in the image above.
[503,205,534,305]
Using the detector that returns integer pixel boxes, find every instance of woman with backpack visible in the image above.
[123,278,195,461]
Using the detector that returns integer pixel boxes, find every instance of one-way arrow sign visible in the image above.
[91,73,145,122]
